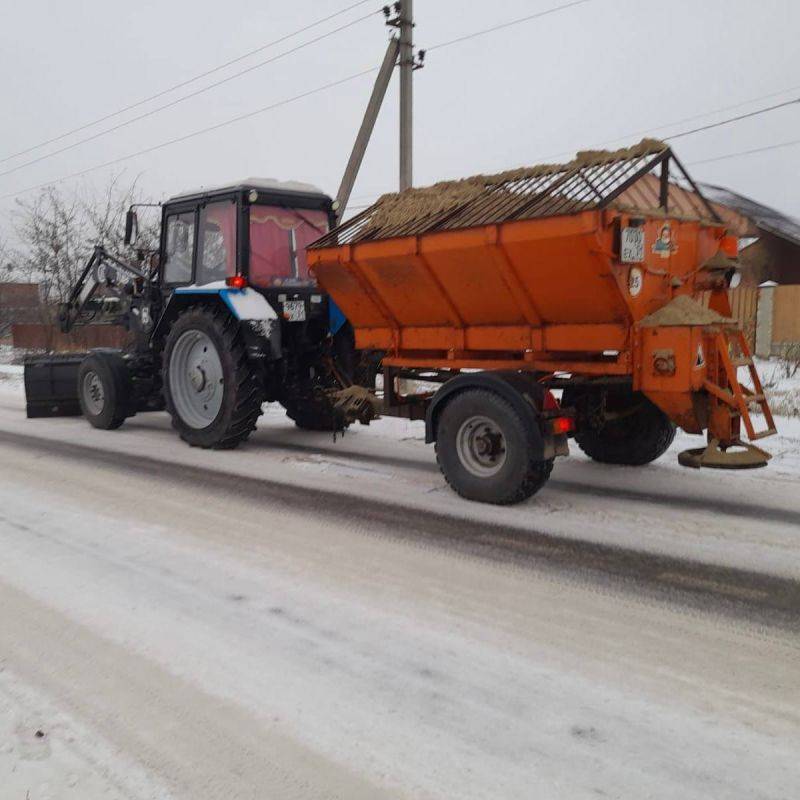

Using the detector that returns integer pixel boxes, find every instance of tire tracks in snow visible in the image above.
[1,427,799,629]
[247,435,800,528]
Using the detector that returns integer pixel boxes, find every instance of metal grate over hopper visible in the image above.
[311,139,720,247]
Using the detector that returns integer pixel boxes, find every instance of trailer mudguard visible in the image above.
[425,371,548,454]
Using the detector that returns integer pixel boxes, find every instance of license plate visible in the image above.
[283,299,306,322]
[620,227,645,263]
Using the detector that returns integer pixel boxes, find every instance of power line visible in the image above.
[0,10,378,180]
[0,0,377,166]
[664,96,800,141]
[1,68,377,202]
[688,137,800,166]
[426,0,593,51]
[2,0,598,202]
[345,87,800,209]
[533,82,800,164]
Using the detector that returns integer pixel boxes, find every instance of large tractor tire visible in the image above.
[162,306,263,449]
[435,389,553,505]
[283,395,345,432]
[77,351,133,430]
[568,390,676,466]
[281,324,355,432]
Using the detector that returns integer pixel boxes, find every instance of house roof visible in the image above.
[698,183,800,247]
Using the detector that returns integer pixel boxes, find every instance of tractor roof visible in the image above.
[168,177,328,205]
[311,140,720,248]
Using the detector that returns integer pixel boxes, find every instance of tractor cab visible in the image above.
[149,177,335,300]
[123,178,341,368]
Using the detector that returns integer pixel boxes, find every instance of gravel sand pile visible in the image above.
[363,139,669,238]
[639,295,735,327]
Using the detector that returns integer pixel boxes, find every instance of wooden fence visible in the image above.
[727,287,759,349]
[11,323,132,352]
[772,285,800,345]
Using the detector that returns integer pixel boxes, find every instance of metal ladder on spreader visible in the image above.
[679,325,776,468]
[705,326,776,440]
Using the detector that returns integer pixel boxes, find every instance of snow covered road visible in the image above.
[0,379,799,799]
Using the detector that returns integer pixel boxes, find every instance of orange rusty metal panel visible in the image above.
[543,323,628,352]
[311,258,391,329]
[353,327,393,350]
[382,355,630,375]
[637,326,706,394]
[643,391,704,434]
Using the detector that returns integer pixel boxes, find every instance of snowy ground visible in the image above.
[0,365,798,799]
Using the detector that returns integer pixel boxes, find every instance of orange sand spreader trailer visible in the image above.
[308,140,776,504]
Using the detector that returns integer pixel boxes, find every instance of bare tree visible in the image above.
[13,174,158,306]
[9,175,159,350]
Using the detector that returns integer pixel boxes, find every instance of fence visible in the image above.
[772,286,800,345]
[727,286,759,349]
[11,323,133,352]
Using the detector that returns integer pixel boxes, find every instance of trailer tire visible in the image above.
[77,352,132,430]
[435,389,553,505]
[162,306,263,449]
[570,391,676,466]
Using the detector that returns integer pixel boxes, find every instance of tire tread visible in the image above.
[162,306,263,449]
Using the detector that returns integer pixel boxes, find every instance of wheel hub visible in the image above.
[456,415,507,477]
[189,364,207,392]
[169,330,224,429]
[81,370,105,415]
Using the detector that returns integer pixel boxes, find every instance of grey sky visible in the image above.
[0,0,798,243]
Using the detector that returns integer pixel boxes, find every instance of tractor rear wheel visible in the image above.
[77,351,132,430]
[435,389,553,505]
[569,390,676,466]
[281,325,354,432]
[163,307,263,449]
[283,395,345,432]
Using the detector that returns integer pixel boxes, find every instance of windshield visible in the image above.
[248,205,328,287]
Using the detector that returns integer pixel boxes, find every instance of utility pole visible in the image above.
[335,37,400,221]
[398,0,414,191]
[334,3,423,221]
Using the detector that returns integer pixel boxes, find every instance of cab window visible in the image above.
[249,206,328,287]
[163,212,196,285]
[196,201,237,286]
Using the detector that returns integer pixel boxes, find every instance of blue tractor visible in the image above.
[25,178,376,447]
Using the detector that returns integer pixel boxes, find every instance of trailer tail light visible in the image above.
[551,416,575,436]
[226,275,247,289]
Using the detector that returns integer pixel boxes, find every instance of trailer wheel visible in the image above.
[570,390,676,466]
[435,389,553,505]
[77,352,132,430]
[163,307,263,449]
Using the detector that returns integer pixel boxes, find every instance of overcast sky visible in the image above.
[0,0,798,244]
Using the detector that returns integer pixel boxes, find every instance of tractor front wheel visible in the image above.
[163,307,263,449]
[77,351,133,430]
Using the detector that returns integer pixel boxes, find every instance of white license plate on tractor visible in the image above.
[283,300,306,322]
